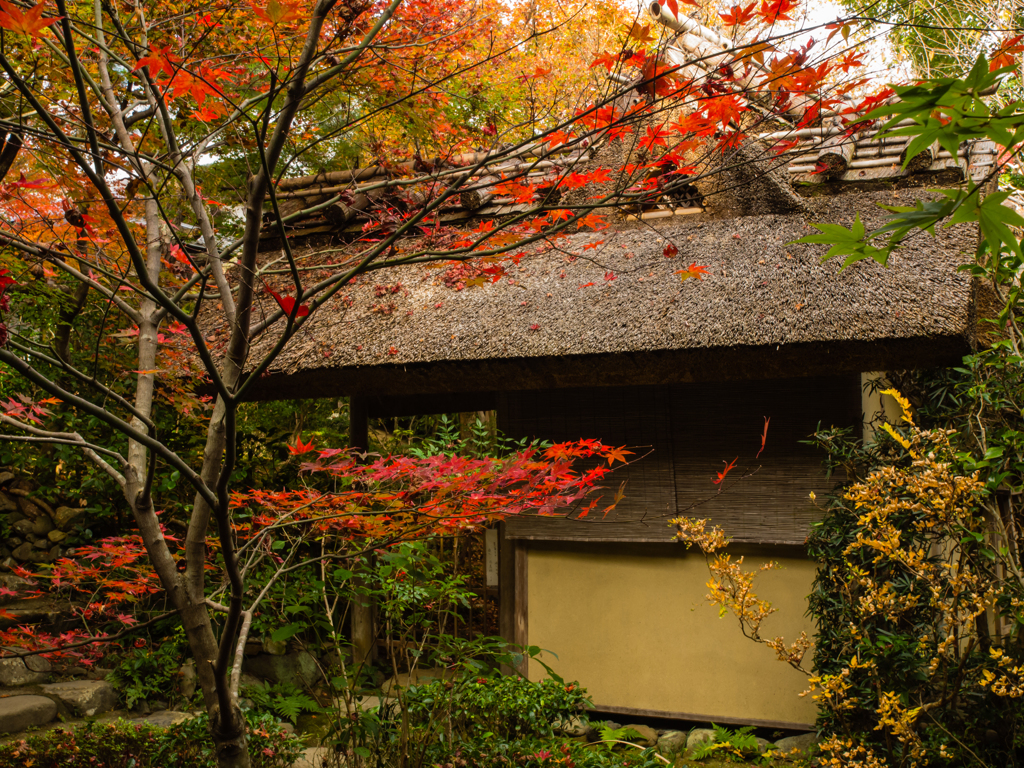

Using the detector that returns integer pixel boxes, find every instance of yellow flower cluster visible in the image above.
[818,736,889,768]
[980,647,1024,697]
[669,515,810,673]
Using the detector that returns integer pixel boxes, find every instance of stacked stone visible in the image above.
[0,470,87,571]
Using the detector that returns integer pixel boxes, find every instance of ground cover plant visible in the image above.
[0,712,304,768]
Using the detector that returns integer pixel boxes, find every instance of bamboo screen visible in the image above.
[499,375,859,545]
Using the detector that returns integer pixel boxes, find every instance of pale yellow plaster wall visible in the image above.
[862,372,903,444]
[527,547,818,726]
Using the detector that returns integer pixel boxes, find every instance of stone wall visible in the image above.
[0,470,88,570]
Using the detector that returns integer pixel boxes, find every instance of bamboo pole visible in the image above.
[816,127,856,176]
[787,150,958,174]
[626,206,703,221]
[461,176,500,210]
[756,119,918,143]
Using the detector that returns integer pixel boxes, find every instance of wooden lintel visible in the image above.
[364,391,498,418]
[590,703,813,732]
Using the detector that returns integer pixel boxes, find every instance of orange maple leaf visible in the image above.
[605,445,633,466]
[991,34,1024,72]
[627,23,654,45]
[675,263,709,282]
[251,0,302,26]
[0,1,59,37]
[577,214,607,231]
[590,52,618,72]
[133,45,181,81]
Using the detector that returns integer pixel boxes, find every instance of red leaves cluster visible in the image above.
[720,2,756,27]
[758,0,798,22]
[2,393,56,424]
[0,532,169,665]
[440,258,505,290]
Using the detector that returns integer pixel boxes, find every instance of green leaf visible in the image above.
[270,622,304,643]
[792,214,893,267]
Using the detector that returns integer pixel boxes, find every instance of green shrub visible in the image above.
[0,713,304,768]
[159,712,304,768]
[430,737,666,768]
[404,673,590,742]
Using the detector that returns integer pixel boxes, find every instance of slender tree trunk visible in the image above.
[120,201,251,768]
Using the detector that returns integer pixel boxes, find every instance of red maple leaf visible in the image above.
[703,95,746,129]
[640,123,671,151]
[265,285,309,318]
[756,416,770,459]
[664,243,678,258]
[0,1,59,37]
[713,457,738,485]
[719,2,756,27]
[758,0,798,23]
[289,434,316,455]
[544,130,573,150]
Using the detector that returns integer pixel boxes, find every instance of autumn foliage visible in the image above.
[2,0,1021,763]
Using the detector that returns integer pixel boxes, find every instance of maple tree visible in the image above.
[0,0,968,762]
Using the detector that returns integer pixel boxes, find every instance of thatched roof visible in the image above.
[240,188,980,401]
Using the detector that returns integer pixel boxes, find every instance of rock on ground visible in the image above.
[41,679,117,717]
[656,730,687,755]
[687,728,717,752]
[0,650,51,686]
[0,694,57,733]
[558,716,598,741]
[775,732,819,754]
[623,724,658,748]
[139,710,195,728]
[245,650,322,687]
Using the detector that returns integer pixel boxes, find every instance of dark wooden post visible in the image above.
[349,395,368,454]
[351,583,375,666]
[498,523,529,676]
